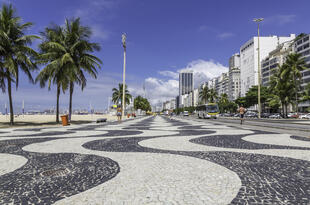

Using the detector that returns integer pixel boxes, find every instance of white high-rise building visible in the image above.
[228,53,241,101]
[179,72,194,106]
[294,34,310,111]
[261,40,294,87]
[240,34,295,96]
[193,88,199,106]
[170,99,176,110]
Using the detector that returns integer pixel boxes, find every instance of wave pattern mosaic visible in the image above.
[0,116,309,204]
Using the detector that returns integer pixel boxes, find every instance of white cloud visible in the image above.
[0,59,227,111]
[73,0,117,20]
[91,24,110,40]
[179,59,228,81]
[158,71,179,79]
[69,0,118,41]
[197,25,217,32]
[141,59,228,105]
[217,32,234,39]
[264,14,296,26]
[144,78,179,104]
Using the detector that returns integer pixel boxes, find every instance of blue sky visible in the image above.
[0,0,309,112]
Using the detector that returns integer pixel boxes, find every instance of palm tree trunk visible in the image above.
[294,75,298,113]
[7,77,14,125]
[69,82,74,121]
[56,84,60,123]
[282,103,285,118]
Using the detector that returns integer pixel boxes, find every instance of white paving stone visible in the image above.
[0,153,28,176]
[139,129,310,161]
[23,137,241,205]
[242,134,310,148]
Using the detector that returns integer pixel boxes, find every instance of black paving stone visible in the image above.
[0,137,120,204]
[290,135,310,142]
[190,133,310,150]
[83,117,310,205]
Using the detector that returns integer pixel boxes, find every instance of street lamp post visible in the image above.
[122,33,127,120]
[253,18,264,119]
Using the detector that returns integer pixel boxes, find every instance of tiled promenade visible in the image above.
[0,116,309,204]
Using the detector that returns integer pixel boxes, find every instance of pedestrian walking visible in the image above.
[169,111,173,120]
[238,105,246,125]
[117,106,122,123]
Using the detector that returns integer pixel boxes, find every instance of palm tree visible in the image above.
[112,83,132,106]
[36,25,69,123]
[301,83,310,103]
[218,93,229,113]
[269,65,294,117]
[281,53,307,112]
[208,88,218,103]
[199,85,209,104]
[0,68,6,93]
[0,4,39,125]
[63,18,102,121]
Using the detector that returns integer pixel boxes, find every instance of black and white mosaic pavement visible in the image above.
[0,137,120,204]
[0,116,309,204]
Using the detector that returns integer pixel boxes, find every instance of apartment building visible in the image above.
[228,53,241,101]
[261,41,293,87]
[179,72,194,106]
[294,34,310,110]
[240,34,296,96]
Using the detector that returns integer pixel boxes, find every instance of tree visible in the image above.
[282,53,307,112]
[269,64,294,117]
[134,96,151,111]
[244,85,270,110]
[227,101,238,113]
[36,25,69,123]
[218,93,229,113]
[301,83,310,103]
[199,85,209,104]
[174,107,184,115]
[267,93,281,112]
[235,97,247,107]
[0,4,39,125]
[112,83,132,106]
[63,18,102,121]
[184,106,195,114]
[208,88,218,103]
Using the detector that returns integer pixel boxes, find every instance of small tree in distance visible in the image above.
[134,96,151,111]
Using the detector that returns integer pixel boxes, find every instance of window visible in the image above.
[304,56,310,62]
[270,64,278,69]
[262,67,269,73]
[302,49,310,56]
[303,77,310,84]
[262,72,269,77]
[297,40,303,45]
[304,36,309,42]
[303,70,310,77]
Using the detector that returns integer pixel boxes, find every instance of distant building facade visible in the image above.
[261,41,293,87]
[294,34,310,111]
[240,34,296,96]
[179,72,194,106]
[228,53,241,101]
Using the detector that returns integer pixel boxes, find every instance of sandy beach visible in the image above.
[0,114,119,128]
